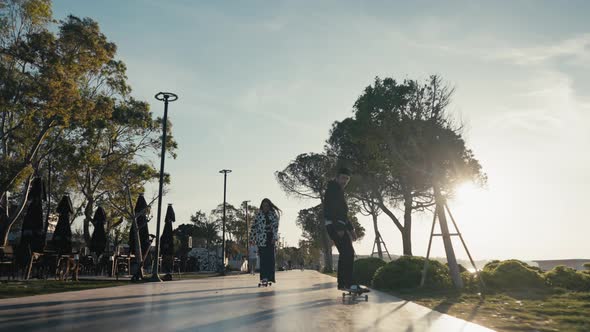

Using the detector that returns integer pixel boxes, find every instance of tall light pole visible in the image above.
[244,200,250,272]
[219,169,232,275]
[150,92,178,282]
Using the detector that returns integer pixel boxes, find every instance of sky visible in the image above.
[52,0,590,261]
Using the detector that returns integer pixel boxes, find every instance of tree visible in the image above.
[295,203,365,272]
[210,203,242,243]
[189,210,220,249]
[276,153,336,271]
[327,76,486,255]
[0,2,178,246]
[0,1,125,244]
[236,201,257,248]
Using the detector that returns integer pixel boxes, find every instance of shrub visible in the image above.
[482,260,546,290]
[372,256,451,291]
[544,266,590,291]
[583,262,590,271]
[447,263,467,273]
[461,271,482,291]
[483,260,501,272]
[353,257,386,286]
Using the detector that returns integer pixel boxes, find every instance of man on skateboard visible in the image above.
[324,167,369,293]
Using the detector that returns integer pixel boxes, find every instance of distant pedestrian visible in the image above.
[248,242,258,275]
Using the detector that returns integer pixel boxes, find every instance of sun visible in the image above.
[450,181,488,218]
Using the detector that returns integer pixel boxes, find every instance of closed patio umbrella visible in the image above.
[129,194,150,257]
[51,194,73,254]
[160,204,176,256]
[20,178,46,254]
[160,204,176,277]
[90,206,107,256]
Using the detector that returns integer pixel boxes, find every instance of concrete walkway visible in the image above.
[0,270,494,332]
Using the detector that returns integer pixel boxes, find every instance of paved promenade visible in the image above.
[0,270,493,331]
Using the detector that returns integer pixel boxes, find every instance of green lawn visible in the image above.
[394,288,590,332]
[0,272,220,299]
[172,272,219,280]
[0,280,129,299]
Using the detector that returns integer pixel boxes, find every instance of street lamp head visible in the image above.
[155,92,178,102]
[219,169,232,174]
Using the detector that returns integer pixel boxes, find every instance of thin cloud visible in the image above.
[487,33,590,66]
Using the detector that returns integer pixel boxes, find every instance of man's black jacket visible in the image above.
[323,180,353,231]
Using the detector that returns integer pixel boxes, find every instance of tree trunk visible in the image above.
[83,199,93,247]
[130,217,144,281]
[402,189,413,256]
[0,177,33,246]
[372,213,383,259]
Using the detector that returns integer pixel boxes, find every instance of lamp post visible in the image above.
[150,92,178,282]
[219,169,232,275]
[244,200,250,272]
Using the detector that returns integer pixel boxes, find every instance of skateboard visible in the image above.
[342,287,368,302]
[258,279,272,287]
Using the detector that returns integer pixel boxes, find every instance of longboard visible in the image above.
[342,288,368,302]
[258,279,272,287]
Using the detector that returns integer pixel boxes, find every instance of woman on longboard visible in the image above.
[249,198,280,285]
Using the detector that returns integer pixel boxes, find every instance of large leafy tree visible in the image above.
[1,2,122,244]
[0,1,177,246]
[296,204,365,263]
[327,76,486,255]
[188,210,220,249]
[276,153,336,271]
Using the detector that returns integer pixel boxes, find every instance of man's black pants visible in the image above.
[326,225,354,288]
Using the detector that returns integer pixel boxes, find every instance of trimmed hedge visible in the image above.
[372,256,451,291]
[353,257,386,286]
[544,265,590,291]
[481,260,546,290]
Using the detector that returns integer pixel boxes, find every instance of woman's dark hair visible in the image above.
[260,198,282,216]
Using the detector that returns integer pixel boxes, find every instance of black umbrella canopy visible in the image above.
[129,194,150,256]
[51,194,73,254]
[90,206,107,255]
[160,204,176,256]
[56,194,74,215]
[20,178,46,253]
[134,194,148,215]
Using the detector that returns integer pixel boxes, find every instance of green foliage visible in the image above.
[544,266,590,291]
[353,257,385,286]
[481,260,547,290]
[296,205,323,249]
[0,1,177,247]
[372,256,451,290]
[583,263,590,271]
[325,76,487,256]
[460,271,479,291]
[275,152,334,201]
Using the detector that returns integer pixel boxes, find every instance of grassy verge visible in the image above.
[0,272,222,299]
[394,288,590,332]
[0,280,129,299]
[172,272,219,280]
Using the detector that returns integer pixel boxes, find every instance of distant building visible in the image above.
[533,259,590,271]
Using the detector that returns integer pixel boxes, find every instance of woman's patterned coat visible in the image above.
[249,210,279,247]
